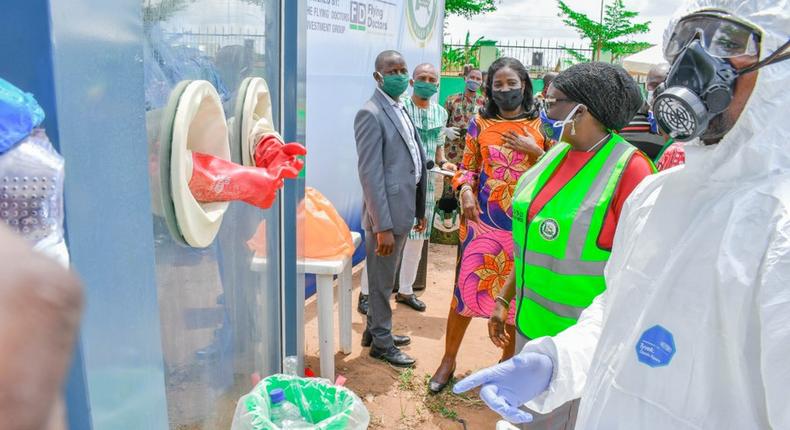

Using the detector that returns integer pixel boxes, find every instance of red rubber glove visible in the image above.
[189,152,283,210]
[253,134,306,179]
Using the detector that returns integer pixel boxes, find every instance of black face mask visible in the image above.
[492,88,524,112]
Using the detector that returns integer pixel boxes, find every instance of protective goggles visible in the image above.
[665,10,760,63]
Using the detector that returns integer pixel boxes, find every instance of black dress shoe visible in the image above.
[369,346,416,367]
[361,330,411,347]
[357,293,368,315]
[395,293,426,312]
[428,365,456,394]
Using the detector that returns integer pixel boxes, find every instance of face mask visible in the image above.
[466,80,481,92]
[654,38,790,141]
[379,73,410,99]
[413,81,438,99]
[492,88,524,112]
[646,90,655,106]
[652,40,738,141]
[540,104,581,141]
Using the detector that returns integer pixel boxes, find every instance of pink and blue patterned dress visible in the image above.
[451,115,547,323]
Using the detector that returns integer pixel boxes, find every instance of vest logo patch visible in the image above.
[539,219,559,241]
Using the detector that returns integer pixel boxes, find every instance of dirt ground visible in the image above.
[304,243,504,430]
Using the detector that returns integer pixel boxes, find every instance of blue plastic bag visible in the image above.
[0,78,45,154]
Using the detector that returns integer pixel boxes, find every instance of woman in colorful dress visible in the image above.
[429,57,548,393]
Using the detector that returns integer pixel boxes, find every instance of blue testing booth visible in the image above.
[0,0,307,428]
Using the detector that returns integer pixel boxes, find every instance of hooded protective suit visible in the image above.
[518,1,790,428]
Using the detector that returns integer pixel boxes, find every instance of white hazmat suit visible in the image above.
[520,1,790,428]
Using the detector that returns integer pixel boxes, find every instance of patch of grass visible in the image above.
[368,414,385,429]
[398,368,415,391]
[392,371,484,425]
[433,404,458,420]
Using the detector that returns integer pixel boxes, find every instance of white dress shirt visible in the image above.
[377,87,422,184]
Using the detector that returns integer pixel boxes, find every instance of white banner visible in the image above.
[306,0,445,249]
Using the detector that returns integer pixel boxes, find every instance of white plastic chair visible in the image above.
[298,231,362,381]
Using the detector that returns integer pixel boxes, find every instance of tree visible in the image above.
[445,0,498,18]
[442,31,486,72]
[558,0,651,62]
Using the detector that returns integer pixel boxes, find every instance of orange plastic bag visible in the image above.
[299,187,354,260]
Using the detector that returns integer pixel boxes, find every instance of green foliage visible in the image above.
[143,0,192,22]
[563,46,591,64]
[442,31,486,72]
[445,0,498,18]
[558,0,651,62]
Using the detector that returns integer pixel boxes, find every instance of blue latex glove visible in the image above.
[453,351,553,424]
[0,78,45,154]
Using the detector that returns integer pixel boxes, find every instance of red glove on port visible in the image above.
[189,152,283,210]
[253,134,306,179]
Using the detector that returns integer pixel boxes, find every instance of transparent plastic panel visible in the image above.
[142,1,282,427]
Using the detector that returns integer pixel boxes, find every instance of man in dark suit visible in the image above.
[354,50,427,367]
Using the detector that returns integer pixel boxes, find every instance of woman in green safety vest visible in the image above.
[487,62,655,430]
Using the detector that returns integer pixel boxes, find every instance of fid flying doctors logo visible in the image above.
[405,0,439,45]
[350,1,389,32]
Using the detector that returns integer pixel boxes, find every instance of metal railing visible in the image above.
[443,39,593,76]
[162,28,268,58]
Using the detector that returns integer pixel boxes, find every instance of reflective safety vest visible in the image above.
[512,134,646,339]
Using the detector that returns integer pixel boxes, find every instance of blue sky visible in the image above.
[445,0,686,48]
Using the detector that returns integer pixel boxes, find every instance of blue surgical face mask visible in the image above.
[540,104,581,141]
[466,80,481,92]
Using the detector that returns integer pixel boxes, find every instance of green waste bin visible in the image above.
[231,374,370,429]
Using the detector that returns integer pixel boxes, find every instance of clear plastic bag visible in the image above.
[231,374,369,430]
[0,77,45,154]
[0,129,66,263]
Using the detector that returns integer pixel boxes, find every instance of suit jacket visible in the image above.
[354,90,428,236]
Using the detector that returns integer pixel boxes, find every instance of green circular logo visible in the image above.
[406,0,439,46]
[539,219,559,241]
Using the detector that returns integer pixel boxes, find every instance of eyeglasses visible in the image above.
[543,97,572,110]
[665,10,760,63]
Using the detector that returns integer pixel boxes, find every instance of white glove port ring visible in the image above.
[158,80,230,248]
[232,77,281,167]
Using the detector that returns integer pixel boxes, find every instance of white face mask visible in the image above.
[647,90,655,107]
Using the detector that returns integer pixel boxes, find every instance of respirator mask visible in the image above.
[653,10,790,141]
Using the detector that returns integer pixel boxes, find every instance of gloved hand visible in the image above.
[253,134,306,179]
[442,126,460,141]
[189,152,283,210]
[453,351,553,424]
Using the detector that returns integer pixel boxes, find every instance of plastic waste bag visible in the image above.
[0,78,45,154]
[299,188,354,260]
[231,374,369,430]
[0,129,67,265]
